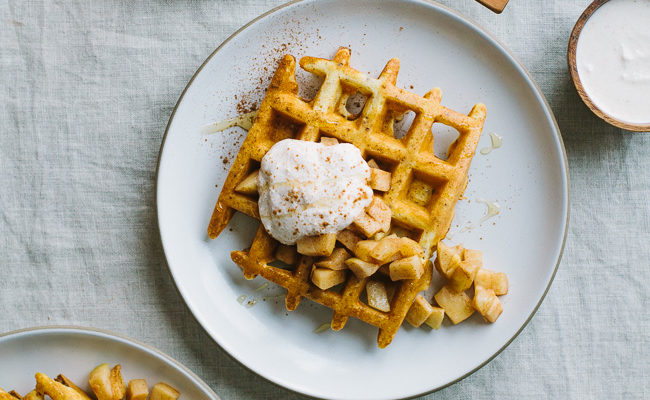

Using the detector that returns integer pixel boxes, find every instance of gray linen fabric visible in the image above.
[1,0,648,398]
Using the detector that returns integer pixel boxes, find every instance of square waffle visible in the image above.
[208,47,486,348]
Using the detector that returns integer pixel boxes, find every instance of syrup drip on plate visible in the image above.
[480,132,503,155]
[313,322,331,333]
[202,110,258,134]
[477,198,500,222]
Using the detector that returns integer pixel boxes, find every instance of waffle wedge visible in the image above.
[208,47,486,347]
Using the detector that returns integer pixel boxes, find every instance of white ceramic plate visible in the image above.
[0,326,219,399]
[156,0,569,399]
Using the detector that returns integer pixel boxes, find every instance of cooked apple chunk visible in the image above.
[463,248,483,263]
[434,285,474,324]
[366,159,379,169]
[366,197,391,232]
[424,306,445,330]
[448,258,481,292]
[398,237,423,257]
[234,170,259,195]
[370,168,391,191]
[336,229,362,251]
[389,255,424,281]
[296,233,336,256]
[475,268,509,295]
[314,247,350,270]
[126,380,148,400]
[353,239,379,262]
[405,294,435,327]
[352,212,382,237]
[311,268,346,290]
[436,241,462,278]
[369,235,401,264]
[473,285,503,322]
[366,280,390,312]
[345,258,381,279]
[275,244,297,265]
[88,364,126,400]
[149,383,180,400]
[320,136,339,146]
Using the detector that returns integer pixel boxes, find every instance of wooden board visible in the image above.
[476,0,510,13]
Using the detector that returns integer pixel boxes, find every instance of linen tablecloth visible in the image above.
[1,0,648,398]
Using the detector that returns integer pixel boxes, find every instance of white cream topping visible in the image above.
[257,139,373,245]
[576,0,650,124]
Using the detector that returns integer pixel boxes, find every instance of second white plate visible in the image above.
[157,0,569,399]
[0,326,219,399]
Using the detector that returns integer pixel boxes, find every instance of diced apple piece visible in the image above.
[463,248,483,263]
[405,294,435,327]
[353,212,382,237]
[311,268,346,290]
[320,136,339,146]
[126,380,149,400]
[448,258,481,292]
[475,268,509,296]
[424,307,445,330]
[366,159,379,169]
[436,242,462,278]
[88,364,112,400]
[366,197,391,233]
[315,247,350,270]
[369,235,401,264]
[336,229,362,251]
[275,244,297,265]
[353,240,379,262]
[149,383,180,400]
[35,373,85,400]
[234,170,259,195]
[389,255,424,281]
[399,237,423,257]
[434,285,474,324]
[370,168,391,191]
[366,280,390,312]
[473,285,503,323]
[345,258,381,279]
[297,234,336,256]
[88,364,125,400]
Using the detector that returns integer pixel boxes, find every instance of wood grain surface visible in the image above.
[476,0,510,13]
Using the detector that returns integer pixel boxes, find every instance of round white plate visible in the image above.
[156,0,569,399]
[0,326,219,399]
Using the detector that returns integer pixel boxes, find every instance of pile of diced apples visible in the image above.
[406,242,509,329]
[269,139,426,314]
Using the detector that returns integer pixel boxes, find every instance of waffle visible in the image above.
[208,47,486,347]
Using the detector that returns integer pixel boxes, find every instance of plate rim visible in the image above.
[155,0,571,398]
[0,325,220,400]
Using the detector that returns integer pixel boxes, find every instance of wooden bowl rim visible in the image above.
[567,0,650,132]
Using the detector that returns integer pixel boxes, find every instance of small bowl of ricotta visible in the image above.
[568,0,650,131]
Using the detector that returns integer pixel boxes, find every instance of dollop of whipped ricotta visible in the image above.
[257,139,373,245]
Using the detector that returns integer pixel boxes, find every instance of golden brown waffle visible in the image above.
[208,47,486,347]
